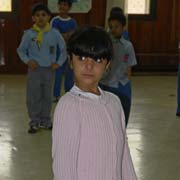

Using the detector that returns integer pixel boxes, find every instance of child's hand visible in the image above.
[27,60,38,70]
[51,63,60,70]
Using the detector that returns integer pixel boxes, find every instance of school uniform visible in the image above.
[100,36,137,126]
[122,30,129,40]
[17,28,66,128]
[52,85,137,180]
[51,16,77,96]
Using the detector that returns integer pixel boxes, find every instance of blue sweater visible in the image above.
[17,28,67,67]
[51,16,77,33]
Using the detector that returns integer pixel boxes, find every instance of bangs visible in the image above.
[108,14,126,27]
[71,42,112,60]
[32,3,51,15]
[67,26,113,61]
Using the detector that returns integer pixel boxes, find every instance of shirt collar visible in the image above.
[70,85,102,100]
[58,16,71,21]
[112,35,124,44]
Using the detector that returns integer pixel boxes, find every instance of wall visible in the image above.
[128,0,180,71]
[0,0,107,73]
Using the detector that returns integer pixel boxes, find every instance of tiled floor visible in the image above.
[0,75,180,180]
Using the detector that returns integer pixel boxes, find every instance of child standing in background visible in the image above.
[110,6,129,40]
[100,11,137,127]
[17,3,66,133]
[52,26,137,180]
[51,0,77,102]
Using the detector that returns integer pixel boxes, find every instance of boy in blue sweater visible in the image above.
[51,0,77,102]
[17,3,67,133]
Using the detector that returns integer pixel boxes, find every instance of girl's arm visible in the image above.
[52,101,81,180]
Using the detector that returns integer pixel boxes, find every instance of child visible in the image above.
[110,6,129,40]
[17,3,67,133]
[51,0,78,102]
[52,26,137,180]
[100,12,137,127]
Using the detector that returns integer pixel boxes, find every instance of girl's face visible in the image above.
[71,54,110,94]
[108,19,124,38]
[58,2,70,15]
[32,10,50,28]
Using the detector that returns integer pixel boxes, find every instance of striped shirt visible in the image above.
[52,86,137,180]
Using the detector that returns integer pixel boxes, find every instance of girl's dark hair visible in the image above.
[58,0,72,7]
[32,3,51,15]
[110,7,124,16]
[108,13,126,27]
[67,26,113,62]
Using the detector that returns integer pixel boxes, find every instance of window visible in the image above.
[0,0,12,12]
[127,0,157,20]
[127,0,150,14]
[0,0,17,18]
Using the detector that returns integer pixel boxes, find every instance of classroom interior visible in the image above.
[0,0,180,180]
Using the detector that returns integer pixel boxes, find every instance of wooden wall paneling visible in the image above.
[0,19,6,73]
[128,0,180,71]
[175,0,180,47]
[88,0,107,26]
[152,0,173,52]
[169,0,177,51]
[4,19,20,73]
[0,17,21,73]
[71,14,87,26]
[129,21,154,53]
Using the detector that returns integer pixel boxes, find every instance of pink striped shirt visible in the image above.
[52,87,137,180]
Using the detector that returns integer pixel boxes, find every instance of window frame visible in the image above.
[0,0,18,18]
[128,0,157,21]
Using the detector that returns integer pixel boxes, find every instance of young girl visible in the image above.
[52,26,137,180]
[100,12,137,127]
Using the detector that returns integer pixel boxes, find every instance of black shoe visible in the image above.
[28,126,38,134]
